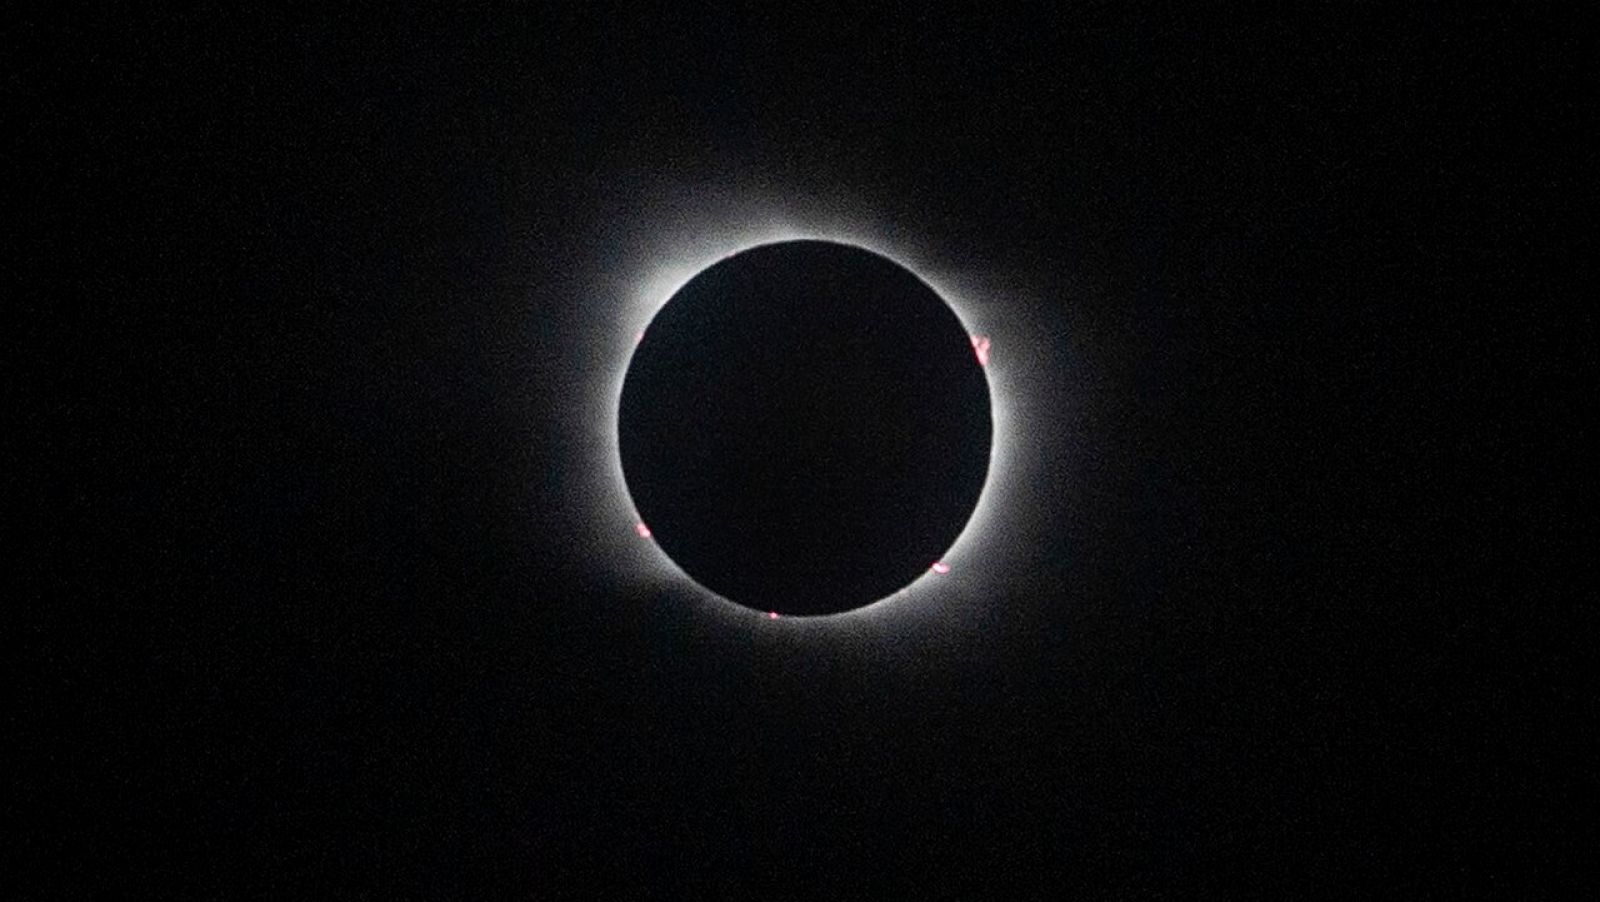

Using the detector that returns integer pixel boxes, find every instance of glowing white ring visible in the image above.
[564,205,1058,632]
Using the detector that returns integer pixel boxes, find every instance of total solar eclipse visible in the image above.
[618,240,993,616]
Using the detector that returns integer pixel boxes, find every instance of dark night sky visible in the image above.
[12,6,1585,897]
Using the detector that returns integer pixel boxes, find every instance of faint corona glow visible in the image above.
[971,335,991,366]
[586,206,1043,627]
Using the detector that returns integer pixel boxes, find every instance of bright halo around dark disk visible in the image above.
[618,240,992,616]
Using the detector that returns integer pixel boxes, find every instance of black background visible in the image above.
[12,5,1584,896]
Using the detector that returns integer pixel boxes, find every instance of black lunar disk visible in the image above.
[618,240,992,616]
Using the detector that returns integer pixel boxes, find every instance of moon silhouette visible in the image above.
[618,240,993,616]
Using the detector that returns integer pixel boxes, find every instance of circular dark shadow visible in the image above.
[618,240,992,616]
